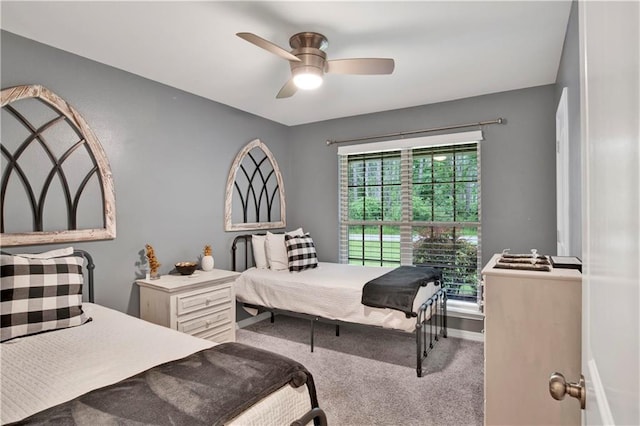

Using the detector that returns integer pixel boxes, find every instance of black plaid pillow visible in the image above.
[285,233,318,272]
[1,253,90,342]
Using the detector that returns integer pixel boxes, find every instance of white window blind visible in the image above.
[338,131,482,302]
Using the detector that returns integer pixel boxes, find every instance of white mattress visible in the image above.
[235,262,440,333]
[0,303,312,425]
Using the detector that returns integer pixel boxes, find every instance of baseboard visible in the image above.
[236,312,271,329]
[446,328,484,342]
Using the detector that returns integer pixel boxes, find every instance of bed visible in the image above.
[231,233,448,377]
[1,249,326,426]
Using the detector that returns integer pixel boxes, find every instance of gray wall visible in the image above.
[555,0,582,257]
[2,30,560,326]
[1,31,291,315]
[287,86,559,268]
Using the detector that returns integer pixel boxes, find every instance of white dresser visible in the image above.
[482,254,582,425]
[136,269,239,343]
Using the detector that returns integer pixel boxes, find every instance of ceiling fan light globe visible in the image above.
[293,73,323,90]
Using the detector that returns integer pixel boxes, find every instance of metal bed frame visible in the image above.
[232,234,448,377]
[76,249,95,303]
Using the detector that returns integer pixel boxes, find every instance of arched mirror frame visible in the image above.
[224,139,286,231]
[1,84,116,246]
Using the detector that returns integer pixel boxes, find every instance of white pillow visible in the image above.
[15,247,74,259]
[287,227,304,237]
[265,232,288,271]
[266,228,304,270]
[251,235,268,269]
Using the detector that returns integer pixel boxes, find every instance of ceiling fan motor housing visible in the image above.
[289,32,329,50]
[290,47,327,76]
[289,32,329,77]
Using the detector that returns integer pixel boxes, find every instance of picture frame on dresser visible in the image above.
[550,256,582,272]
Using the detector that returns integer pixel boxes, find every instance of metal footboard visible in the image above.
[290,407,328,426]
[415,287,448,377]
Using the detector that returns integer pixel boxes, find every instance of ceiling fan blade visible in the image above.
[276,79,298,99]
[325,58,395,75]
[236,32,301,62]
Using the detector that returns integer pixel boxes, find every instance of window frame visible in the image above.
[338,130,482,305]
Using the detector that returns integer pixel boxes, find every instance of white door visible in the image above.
[579,1,639,425]
[556,87,570,256]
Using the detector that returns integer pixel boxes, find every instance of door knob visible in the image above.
[549,372,586,409]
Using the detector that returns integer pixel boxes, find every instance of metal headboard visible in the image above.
[1,248,95,303]
[75,249,95,303]
[231,234,258,272]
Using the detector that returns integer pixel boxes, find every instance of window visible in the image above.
[338,131,481,302]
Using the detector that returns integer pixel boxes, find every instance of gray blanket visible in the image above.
[12,342,318,425]
[362,266,441,317]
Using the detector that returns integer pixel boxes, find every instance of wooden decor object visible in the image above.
[224,139,286,231]
[1,85,116,246]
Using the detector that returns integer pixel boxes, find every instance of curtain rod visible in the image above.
[326,117,504,146]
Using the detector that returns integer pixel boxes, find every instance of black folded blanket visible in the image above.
[13,342,319,426]
[362,266,441,317]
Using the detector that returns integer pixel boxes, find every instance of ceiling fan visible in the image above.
[236,32,395,99]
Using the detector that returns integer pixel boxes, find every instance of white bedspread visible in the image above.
[0,303,214,424]
[235,262,439,333]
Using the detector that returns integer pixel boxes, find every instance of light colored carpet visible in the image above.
[236,315,484,426]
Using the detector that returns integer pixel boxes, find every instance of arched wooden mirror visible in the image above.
[1,85,116,246]
[225,139,285,231]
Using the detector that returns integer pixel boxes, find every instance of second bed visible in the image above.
[232,234,448,377]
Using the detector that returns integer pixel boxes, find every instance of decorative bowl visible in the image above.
[175,261,198,275]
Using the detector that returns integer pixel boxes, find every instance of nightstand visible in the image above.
[136,269,240,343]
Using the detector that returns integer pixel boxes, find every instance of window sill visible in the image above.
[446,300,484,320]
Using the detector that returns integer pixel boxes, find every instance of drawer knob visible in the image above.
[205,298,213,304]
[206,320,212,327]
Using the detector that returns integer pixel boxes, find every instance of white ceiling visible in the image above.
[1,1,572,126]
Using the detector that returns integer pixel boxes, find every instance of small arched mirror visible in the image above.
[224,139,285,231]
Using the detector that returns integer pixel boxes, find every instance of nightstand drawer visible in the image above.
[176,286,231,316]
[193,325,234,343]
[177,308,232,336]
